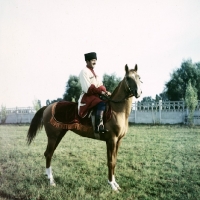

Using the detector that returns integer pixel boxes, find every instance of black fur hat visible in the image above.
[84,52,97,61]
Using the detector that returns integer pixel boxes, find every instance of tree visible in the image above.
[159,91,168,101]
[46,98,63,105]
[63,75,81,102]
[141,96,154,103]
[102,74,121,93]
[165,59,200,100]
[63,74,121,102]
[46,99,51,106]
[32,99,41,111]
[0,105,7,124]
[185,80,198,125]
[155,94,162,101]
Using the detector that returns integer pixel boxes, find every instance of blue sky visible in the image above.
[0,0,200,107]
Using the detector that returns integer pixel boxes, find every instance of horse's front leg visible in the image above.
[106,139,121,191]
[112,138,122,190]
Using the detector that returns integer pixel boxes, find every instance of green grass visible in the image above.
[0,125,200,200]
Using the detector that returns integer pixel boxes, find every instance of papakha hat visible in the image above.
[84,52,97,61]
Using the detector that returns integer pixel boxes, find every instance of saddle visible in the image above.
[50,101,112,132]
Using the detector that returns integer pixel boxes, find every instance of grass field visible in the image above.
[0,125,200,200]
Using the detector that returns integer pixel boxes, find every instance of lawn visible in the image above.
[0,125,200,200]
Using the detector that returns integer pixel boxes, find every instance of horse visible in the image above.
[27,64,142,191]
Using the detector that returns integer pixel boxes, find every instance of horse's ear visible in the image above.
[134,64,138,72]
[125,64,129,73]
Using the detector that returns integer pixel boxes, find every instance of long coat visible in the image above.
[78,67,107,118]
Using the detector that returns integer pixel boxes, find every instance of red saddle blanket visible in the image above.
[50,101,111,132]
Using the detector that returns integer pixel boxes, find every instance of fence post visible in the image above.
[135,101,137,123]
[159,100,162,123]
[151,102,154,124]
[16,107,18,123]
[183,101,185,124]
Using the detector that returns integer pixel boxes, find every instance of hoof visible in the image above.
[108,181,120,192]
[50,181,56,187]
[117,186,121,190]
[50,177,56,187]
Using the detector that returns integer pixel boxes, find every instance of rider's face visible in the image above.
[87,59,97,68]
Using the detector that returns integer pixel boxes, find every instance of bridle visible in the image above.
[124,76,135,98]
[101,76,136,103]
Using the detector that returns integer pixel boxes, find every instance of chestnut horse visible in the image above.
[27,64,142,191]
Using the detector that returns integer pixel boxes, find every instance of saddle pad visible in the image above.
[50,101,93,132]
[50,101,112,131]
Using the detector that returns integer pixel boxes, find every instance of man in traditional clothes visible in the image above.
[78,52,111,133]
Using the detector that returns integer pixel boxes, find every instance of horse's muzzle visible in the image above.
[135,89,142,98]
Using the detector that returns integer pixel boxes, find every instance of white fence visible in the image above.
[0,107,36,124]
[129,100,200,125]
[1,101,200,125]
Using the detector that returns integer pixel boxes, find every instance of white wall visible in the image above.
[1,101,200,125]
[129,100,200,125]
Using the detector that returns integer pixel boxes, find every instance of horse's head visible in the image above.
[124,64,142,98]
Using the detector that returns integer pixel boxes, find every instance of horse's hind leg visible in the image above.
[54,130,67,151]
[44,136,57,186]
[44,130,67,186]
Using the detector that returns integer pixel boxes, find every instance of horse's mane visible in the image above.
[110,80,123,99]
[109,68,136,100]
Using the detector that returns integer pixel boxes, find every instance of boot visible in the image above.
[95,111,108,133]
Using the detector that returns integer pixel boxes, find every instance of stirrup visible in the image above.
[97,124,108,133]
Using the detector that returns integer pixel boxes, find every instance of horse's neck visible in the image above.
[110,81,133,117]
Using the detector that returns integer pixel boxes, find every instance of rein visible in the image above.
[101,77,134,103]
[101,94,133,103]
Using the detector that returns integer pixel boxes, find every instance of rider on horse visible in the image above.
[78,52,111,134]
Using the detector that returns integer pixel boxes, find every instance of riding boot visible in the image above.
[95,111,108,133]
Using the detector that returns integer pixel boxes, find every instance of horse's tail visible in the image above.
[27,106,47,145]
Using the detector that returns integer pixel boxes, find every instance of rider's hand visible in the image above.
[101,91,111,96]
[106,91,111,96]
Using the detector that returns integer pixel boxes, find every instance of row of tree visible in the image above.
[13,59,198,125]
[140,59,200,102]
[164,59,200,101]
[47,73,121,104]
[47,59,200,105]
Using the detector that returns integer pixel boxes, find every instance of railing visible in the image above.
[0,107,36,124]
[3,107,36,115]
[130,100,200,124]
[132,100,200,112]
[1,102,200,124]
